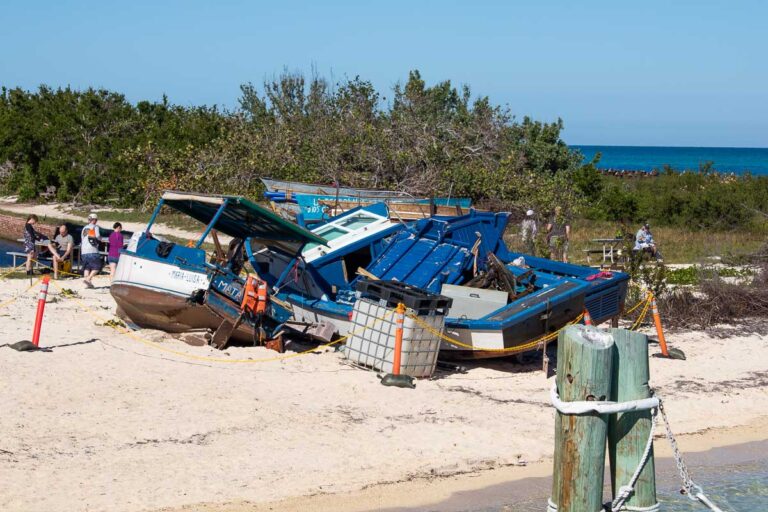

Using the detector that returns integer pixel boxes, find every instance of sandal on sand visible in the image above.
[84,281,94,289]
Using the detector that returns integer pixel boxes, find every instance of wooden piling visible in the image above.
[608,328,657,509]
[551,325,615,512]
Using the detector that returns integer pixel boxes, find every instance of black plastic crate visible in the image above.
[355,279,453,314]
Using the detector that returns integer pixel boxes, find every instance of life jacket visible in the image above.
[241,275,268,315]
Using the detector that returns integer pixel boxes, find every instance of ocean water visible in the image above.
[572,145,768,175]
[419,440,768,512]
[480,452,768,512]
[501,458,768,511]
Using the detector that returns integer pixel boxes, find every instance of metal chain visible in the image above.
[658,397,726,512]
[658,398,697,497]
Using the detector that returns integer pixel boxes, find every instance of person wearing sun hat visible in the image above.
[80,213,103,288]
[520,209,538,255]
[634,222,662,261]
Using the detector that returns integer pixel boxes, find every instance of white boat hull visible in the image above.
[111,253,215,332]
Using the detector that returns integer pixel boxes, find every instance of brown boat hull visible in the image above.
[111,284,258,344]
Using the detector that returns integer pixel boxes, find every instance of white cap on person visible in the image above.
[88,213,98,220]
[526,209,534,216]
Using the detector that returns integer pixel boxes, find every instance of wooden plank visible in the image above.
[551,325,614,512]
[608,328,657,509]
[356,267,380,281]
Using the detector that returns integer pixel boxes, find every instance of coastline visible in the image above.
[157,417,768,512]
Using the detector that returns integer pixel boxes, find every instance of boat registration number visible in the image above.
[168,269,210,287]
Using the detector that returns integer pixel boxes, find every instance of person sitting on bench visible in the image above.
[634,223,662,261]
[51,224,75,279]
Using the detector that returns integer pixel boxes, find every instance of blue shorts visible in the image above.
[82,253,103,272]
[108,256,120,264]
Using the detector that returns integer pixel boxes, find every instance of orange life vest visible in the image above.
[241,275,268,314]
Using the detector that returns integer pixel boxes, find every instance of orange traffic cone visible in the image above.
[649,291,686,360]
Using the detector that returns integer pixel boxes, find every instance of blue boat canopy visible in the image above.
[160,191,327,253]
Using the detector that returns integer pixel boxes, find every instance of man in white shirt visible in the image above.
[520,209,538,254]
[51,224,74,279]
[81,213,103,288]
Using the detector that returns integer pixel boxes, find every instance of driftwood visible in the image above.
[466,253,535,300]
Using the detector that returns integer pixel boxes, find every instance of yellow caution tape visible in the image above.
[629,297,652,331]
[407,311,586,353]
[0,277,42,310]
[0,262,29,280]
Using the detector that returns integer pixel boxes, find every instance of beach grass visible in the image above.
[507,219,767,265]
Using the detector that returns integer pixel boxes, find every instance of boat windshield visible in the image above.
[302,212,383,253]
[338,215,377,230]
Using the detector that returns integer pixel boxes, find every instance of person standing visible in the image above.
[52,224,74,279]
[81,213,103,288]
[546,206,571,263]
[520,209,538,255]
[23,214,47,275]
[108,222,125,281]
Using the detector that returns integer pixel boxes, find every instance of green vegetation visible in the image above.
[568,219,766,264]
[1,71,585,214]
[665,265,753,286]
[2,72,766,263]
[585,166,768,231]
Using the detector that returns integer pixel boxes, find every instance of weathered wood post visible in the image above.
[550,325,614,512]
[608,328,657,509]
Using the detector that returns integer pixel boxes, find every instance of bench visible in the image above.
[582,249,610,265]
[7,243,82,274]
[6,251,56,271]
[584,238,626,266]
[40,185,57,199]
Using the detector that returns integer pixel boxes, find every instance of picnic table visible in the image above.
[583,237,625,266]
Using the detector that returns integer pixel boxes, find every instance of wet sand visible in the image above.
[161,419,768,512]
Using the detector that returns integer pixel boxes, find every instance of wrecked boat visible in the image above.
[111,191,328,348]
[248,204,629,358]
[262,177,473,225]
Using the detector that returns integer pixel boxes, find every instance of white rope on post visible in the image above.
[550,383,660,416]
[547,387,729,512]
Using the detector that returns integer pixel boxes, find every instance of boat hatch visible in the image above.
[301,204,393,261]
[160,191,327,253]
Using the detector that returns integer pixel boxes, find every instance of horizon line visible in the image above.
[570,143,768,150]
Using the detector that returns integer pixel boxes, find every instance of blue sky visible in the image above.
[1,0,766,147]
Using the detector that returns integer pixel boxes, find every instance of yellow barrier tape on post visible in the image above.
[0,277,42,310]
[629,297,652,331]
[407,312,586,353]
[0,262,30,280]
[624,298,646,316]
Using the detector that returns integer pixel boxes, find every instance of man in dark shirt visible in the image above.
[546,206,571,263]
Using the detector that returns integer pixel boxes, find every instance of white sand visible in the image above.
[1,276,767,512]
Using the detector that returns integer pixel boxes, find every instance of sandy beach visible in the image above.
[1,275,767,512]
